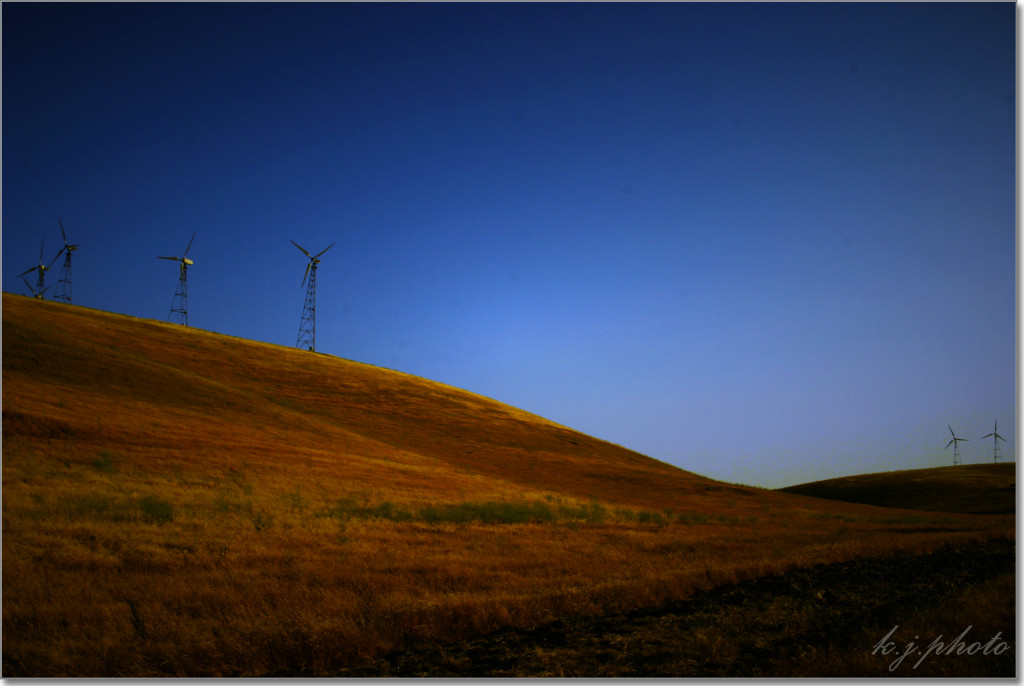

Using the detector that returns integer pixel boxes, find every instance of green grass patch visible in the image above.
[419,500,557,525]
[324,498,677,526]
[138,495,175,524]
[91,449,117,473]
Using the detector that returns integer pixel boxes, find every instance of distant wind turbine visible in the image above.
[945,425,967,465]
[19,237,63,299]
[52,218,80,304]
[291,240,334,352]
[980,420,1006,463]
[157,232,196,326]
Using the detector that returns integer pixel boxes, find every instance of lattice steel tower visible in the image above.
[981,420,1006,463]
[291,240,334,351]
[53,219,79,304]
[157,232,195,326]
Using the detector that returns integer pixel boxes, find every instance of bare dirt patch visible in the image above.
[333,537,1014,678]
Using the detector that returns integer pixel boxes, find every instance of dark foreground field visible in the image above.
[333,538,1015,678]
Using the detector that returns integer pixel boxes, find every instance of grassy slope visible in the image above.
[2,292,742,511]
[2,293,1014,676]
[779,463,1016,514]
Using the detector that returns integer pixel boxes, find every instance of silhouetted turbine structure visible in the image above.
[52,219,79,304]
[18,237,62,299]
[980,420,1006,463]
[157,232,196,326]
[945,425,967,465]
[291,240,334,351]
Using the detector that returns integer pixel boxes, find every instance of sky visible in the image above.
[3,2,1016,489]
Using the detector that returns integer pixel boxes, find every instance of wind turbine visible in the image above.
[980,420,1007,463]
[19,237,62,299]
[157,232,196,326]
[52,218,80,304]
[291,240,334,351]
[946,425,968,465]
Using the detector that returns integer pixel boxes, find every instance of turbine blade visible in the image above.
[314,242,336,259]
[21,277,34,294]
[48,247,64,268]
[291,240,311,257]
[981,433,994,439]
[946,438,954,449]
[301,262,310,288]
[38,238,44,263]
[183,231,196,257]
[157,256,180,261]
[17,266,37,278]
[949,425,955,437]
[59,218,67,243]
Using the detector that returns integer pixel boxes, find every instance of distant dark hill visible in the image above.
[778,463,1015,514]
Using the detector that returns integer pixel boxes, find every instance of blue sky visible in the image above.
[3,2,1015,488]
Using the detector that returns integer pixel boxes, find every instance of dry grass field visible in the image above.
[2,293,1014,676]
[779,463,1016,514]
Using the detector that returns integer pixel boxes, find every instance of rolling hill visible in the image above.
[778,463,1016,515]
[3,292,748,512]
[2,293,1013,677]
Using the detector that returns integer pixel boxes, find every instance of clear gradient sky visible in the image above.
[3,2,1016,488]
